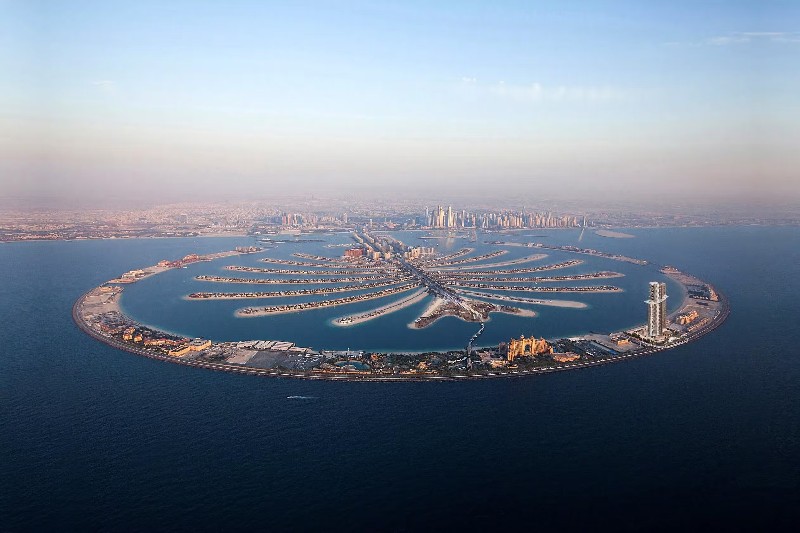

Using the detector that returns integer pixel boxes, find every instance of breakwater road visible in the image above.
[226,266,386,276]
[188,279,407,300]
[333,288,429,326]
[236,283,421,317]
[435,271,623,283]
[196,275,409,285]
[430,254,549,271]
[445,283,623,293]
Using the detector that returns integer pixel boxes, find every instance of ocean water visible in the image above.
[2,227,799,530]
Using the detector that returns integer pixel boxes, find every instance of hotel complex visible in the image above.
[646,282,668,339]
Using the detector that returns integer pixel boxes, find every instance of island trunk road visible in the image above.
[395,258,480,320]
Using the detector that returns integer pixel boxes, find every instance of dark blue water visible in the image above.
[2,227,799,531]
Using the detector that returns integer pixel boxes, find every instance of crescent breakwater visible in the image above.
[73,242,729,381]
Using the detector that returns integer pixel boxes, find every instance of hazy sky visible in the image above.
[1,0,798,205]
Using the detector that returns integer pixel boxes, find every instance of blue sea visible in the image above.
[2,227,799,530]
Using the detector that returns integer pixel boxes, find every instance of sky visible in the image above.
[1,0,798,207]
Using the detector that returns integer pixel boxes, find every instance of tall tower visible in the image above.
[645,282,668,338]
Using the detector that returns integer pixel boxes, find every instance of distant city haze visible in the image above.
[1,1,798,208]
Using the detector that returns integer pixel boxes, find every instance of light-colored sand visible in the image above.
[333,289,429,326]
[225,350,258,364]
[595,229,635,239]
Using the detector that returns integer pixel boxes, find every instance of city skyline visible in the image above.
[1,1,798,207]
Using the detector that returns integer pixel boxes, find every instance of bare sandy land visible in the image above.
[333,289,429,327]
[81,287,124,315]
[595,229,635,239]
[225,349,258,364]
[454,289,588,308]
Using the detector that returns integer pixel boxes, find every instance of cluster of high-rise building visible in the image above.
[424,205,582,229]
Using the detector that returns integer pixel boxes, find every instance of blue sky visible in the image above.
[1,0,798,204]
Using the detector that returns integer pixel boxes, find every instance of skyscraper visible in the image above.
[645,282,668,338]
